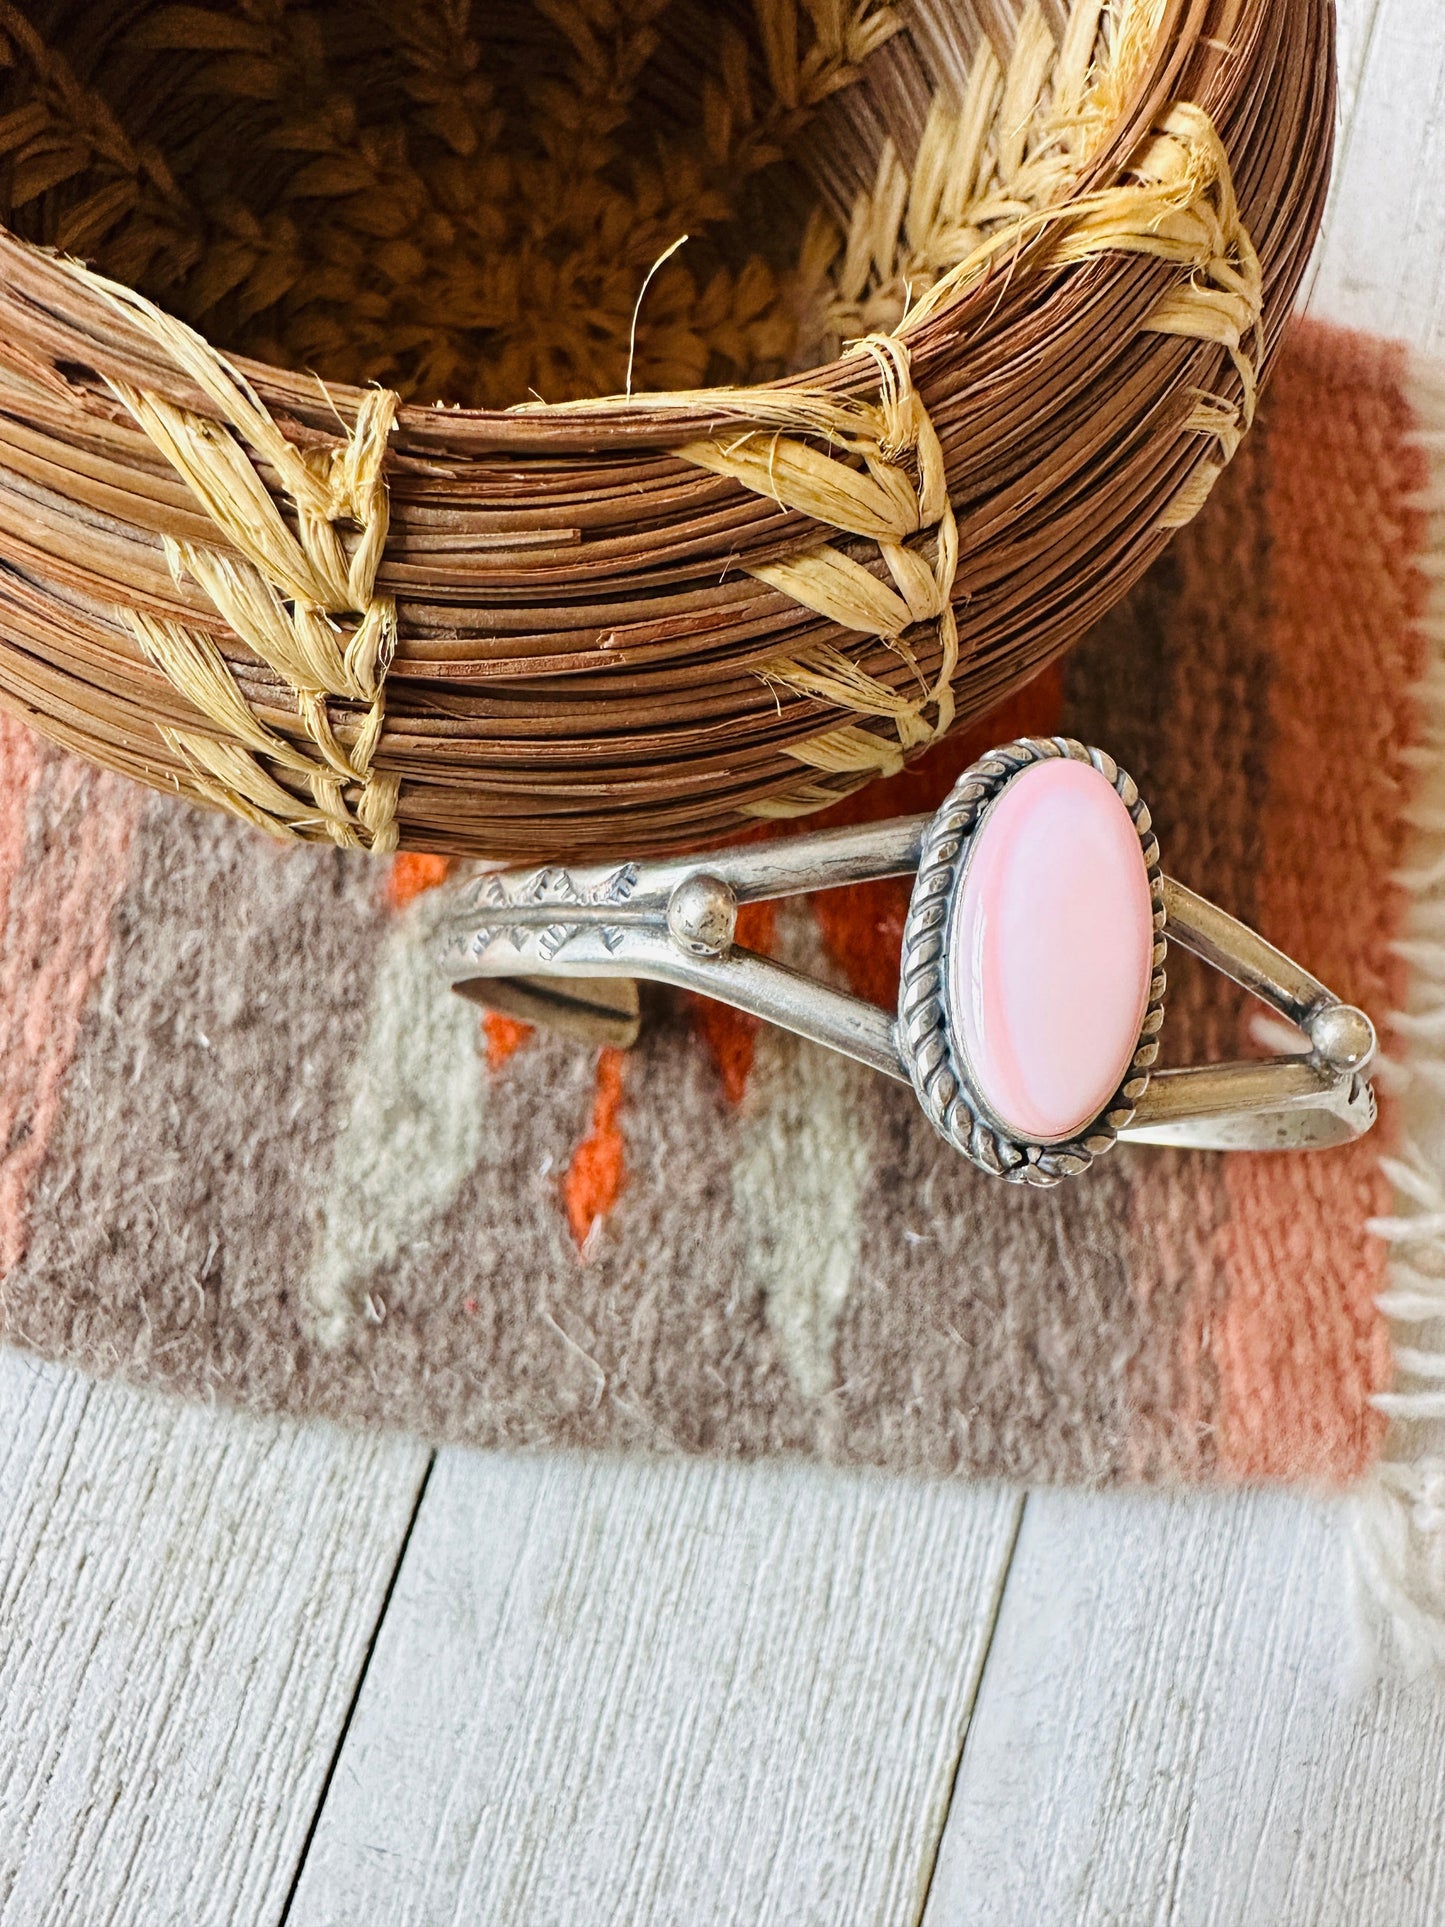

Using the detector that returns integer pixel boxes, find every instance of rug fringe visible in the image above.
[1355,351,1445,1670]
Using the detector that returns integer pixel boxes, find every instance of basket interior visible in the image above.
[0,0,1068,409]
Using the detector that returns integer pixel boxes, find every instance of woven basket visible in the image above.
[0,0,1333,859]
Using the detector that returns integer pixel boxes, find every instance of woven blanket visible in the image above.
[2,320,1442,1552]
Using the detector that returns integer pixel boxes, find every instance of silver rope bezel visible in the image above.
[896,737,1168,1186]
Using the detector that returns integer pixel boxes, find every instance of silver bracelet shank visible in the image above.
[436,815,1376,1155]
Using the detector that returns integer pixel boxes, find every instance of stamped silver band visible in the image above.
[436,738,1378,1185]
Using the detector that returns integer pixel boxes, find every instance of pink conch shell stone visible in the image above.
[950,758,1155,1143]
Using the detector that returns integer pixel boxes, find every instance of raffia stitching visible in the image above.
[682,333,958,813]
[688,0,1263,814]
[59,258,401,852]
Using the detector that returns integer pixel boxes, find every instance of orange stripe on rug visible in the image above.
[0,725,143,1273]
[483,1009,532,1069]
[1210,324,1415,1483]
[690,899,777,1104]
[564,1047,628,1251]
[387,851,452,909]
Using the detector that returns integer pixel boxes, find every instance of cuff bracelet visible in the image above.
[437,737,1377,1186]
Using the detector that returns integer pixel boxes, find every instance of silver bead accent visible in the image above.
[1307,1001,1376,1075]
[667,873,738,959]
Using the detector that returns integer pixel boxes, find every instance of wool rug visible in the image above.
[1,315,1443,1639]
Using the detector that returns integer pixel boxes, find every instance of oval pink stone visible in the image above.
[950,758,1154,1143]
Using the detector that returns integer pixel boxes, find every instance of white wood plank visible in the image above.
[1334,0,1387,138]
[1306,0,1386,317]
[1312,0,1445,347]
[0,1351,428,1926]
[926,1488,1445,1927]
[285,1451,1021,1927]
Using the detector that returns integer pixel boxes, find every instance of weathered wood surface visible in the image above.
[926,1488,1445,1927]
[0,1353,428,1926]
[285,1453,1021,1927]
[1314,0,1444,345]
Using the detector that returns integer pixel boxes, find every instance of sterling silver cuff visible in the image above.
[436,738,1378,1186]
